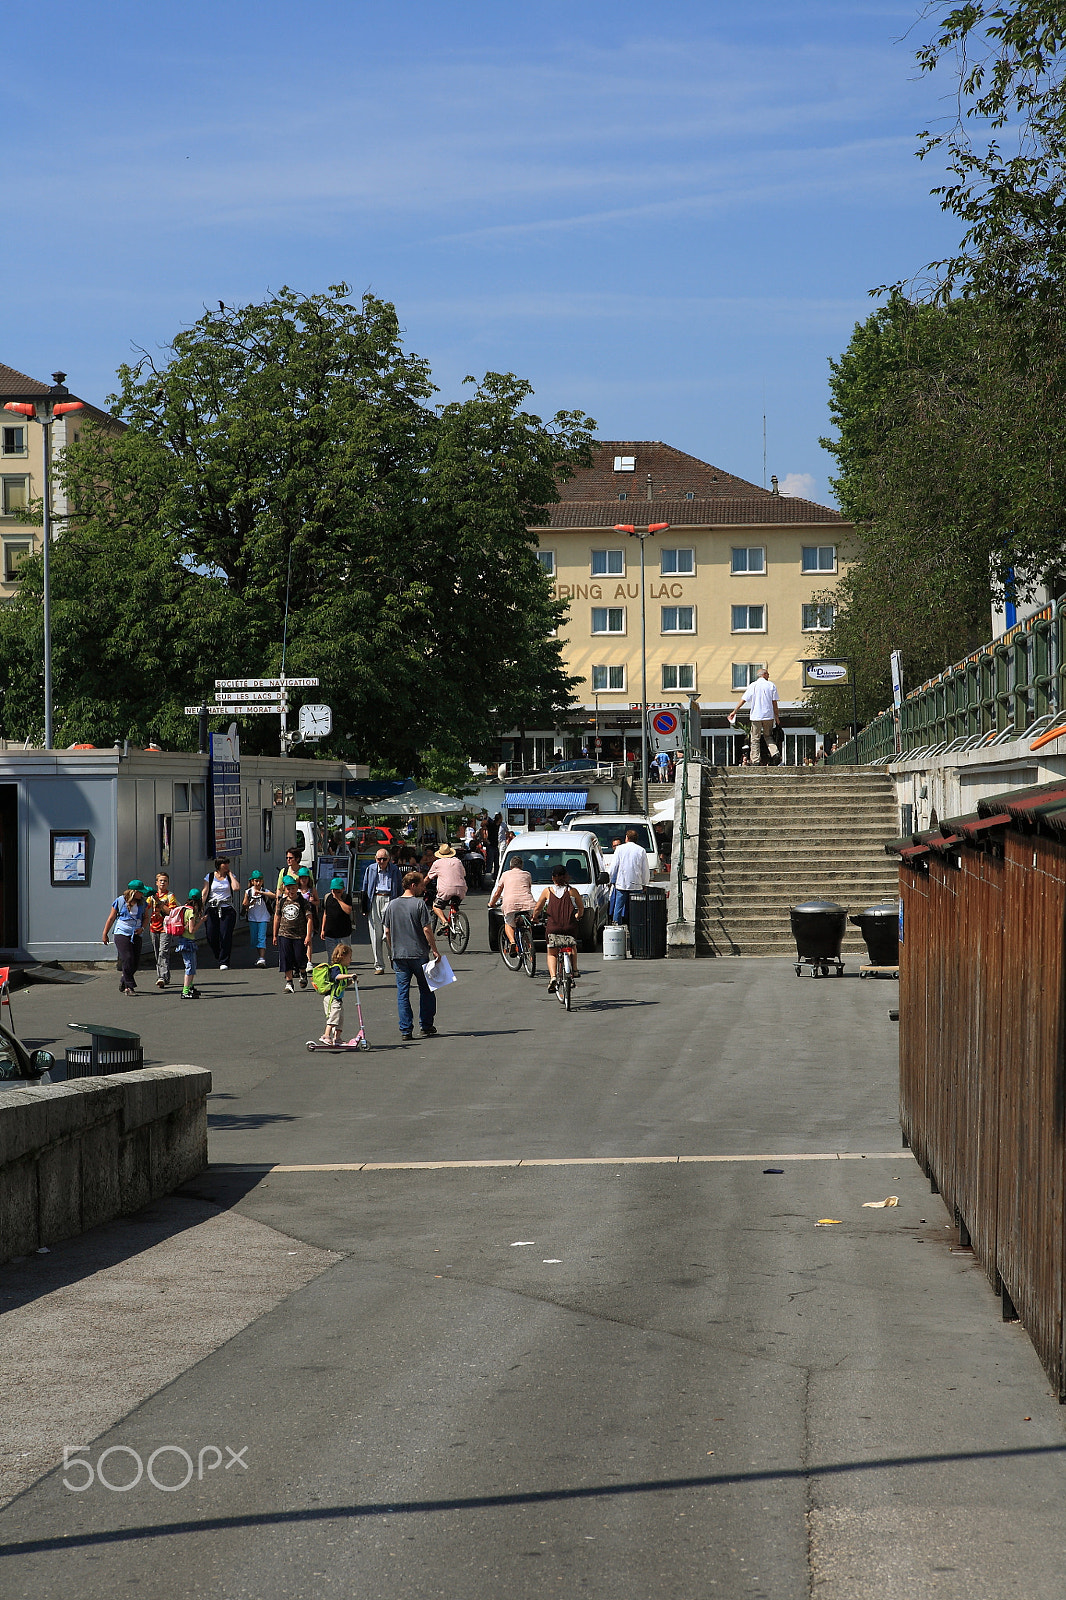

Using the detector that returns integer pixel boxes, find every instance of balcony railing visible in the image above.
[829,600,1066,765]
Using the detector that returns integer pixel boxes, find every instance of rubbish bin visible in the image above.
[849,901,900,967]
[789,900,847,964]
[628,886,668,960]
[65,1022,144,1078]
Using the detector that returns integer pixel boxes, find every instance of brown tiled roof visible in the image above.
[535,497,844,529]
[0,362,121,429]
[556,440,835,510]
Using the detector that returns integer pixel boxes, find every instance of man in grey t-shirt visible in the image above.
[383,872,442,1041]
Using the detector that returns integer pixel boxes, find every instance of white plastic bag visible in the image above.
[424,953,456,991]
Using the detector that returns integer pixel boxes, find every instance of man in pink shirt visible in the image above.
[425,842,468,931]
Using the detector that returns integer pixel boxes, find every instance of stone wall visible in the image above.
[0,1065,210,1262]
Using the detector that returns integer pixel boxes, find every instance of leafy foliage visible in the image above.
[0,287,595,763]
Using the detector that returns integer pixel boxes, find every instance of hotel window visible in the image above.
[591,607,625,634]
[3,540,31,581]
[731,663,765,691]
[1,477,28,516]
[801,545,836,573]
[731,546,765,574]
[591,548,624,576]
[536,550,555,576]
[661,605,695,633]
[732,604,765,632]
[1,426,26,456]
[662,664,696,691]
[591,664,626,691]
[660,547,695,575]
[802,602,835,631]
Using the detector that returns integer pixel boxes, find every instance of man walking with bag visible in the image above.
[383,871,442,1042]
[730,667,781,766]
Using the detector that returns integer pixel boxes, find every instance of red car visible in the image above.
[351,825,404,853]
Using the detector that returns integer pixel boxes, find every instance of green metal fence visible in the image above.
[828,600,1066,765]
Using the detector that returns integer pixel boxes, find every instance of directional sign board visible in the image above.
[648,706,683,753]
[207,702,282,716]
[212,690,286,704]
[214,676,319,690]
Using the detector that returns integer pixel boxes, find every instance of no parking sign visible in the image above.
[648,707,683,752]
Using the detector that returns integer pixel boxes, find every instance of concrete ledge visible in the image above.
[0,1065,210,1263]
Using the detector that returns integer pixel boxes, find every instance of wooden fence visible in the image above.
[899,831,1066,1396]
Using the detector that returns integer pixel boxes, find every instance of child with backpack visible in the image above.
[241,869,275,967]
[166,889,205,999]
[313,942,354,1045]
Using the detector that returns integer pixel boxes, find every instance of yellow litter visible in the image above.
[862,1196,900,1209]
[816,1218,843,1226]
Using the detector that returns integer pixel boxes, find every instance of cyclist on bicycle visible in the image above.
[488,853,536,955]
[532,865,583,993]
[424,842,468,932]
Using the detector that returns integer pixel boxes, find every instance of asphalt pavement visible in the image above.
[1,905,1065,1598]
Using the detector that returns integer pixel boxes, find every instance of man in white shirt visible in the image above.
[609,828,650,923]
[731,668,781,766]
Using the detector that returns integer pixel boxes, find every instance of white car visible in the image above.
[562,814,667,880]
[487,830,611,951]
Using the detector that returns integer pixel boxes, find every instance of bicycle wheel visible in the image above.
[500,932,522,971]
[562,975,572,1010]
[522,935,537,978]
[448,910,470,955]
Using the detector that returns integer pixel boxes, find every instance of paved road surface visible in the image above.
[1,914,1064,1597]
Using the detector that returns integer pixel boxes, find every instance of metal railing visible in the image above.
[829,600,1066,764]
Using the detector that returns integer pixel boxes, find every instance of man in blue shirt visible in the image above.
[360,848,402,973]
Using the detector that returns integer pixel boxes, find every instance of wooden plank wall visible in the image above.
[899,834,1066,1395]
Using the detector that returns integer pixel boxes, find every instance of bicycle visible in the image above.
[555,941,577,1011]
[500,910,537,978]
[437,896,470,956]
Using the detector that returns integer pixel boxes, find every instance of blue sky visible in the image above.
[6,0,963,505]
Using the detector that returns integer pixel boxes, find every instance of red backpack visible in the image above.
[164,904,185,937]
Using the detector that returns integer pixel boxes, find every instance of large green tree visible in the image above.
[0,287,594,764]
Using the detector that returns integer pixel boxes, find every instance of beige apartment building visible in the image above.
[0,364,119,601]
[516,441,853,769]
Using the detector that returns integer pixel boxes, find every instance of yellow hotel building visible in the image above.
[519,441,854,768]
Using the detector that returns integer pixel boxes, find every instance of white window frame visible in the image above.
[591,664,626,692]
[591,606,626,635]
[731,662,765,691]
[661,663,696,692]
[801,602,835,631]
[1,476,29,517]
[731,604,766,633]
[660,547,695,576]
[1,425,27,457]
[591,548,625,577]
[801,545,837,574]
[661,605,695,634]
[536,549,555,576]
[730,546,765,575]
[3,539,32,581]
[614,455,635,472]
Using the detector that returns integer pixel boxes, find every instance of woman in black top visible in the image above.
[320,876,354,945]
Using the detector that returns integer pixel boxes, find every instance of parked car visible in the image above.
[547,757,610,774]
[487,830,610,951]
[562,814,666,880]
[350,824,404,853]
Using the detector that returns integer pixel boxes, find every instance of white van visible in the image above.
[487,830,610,951]
[562,814,666,880]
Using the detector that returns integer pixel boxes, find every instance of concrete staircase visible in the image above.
[695,767,900,957]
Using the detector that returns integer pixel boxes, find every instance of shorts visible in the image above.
[278,936,304,973]
[547,933,578,949]
[434,894,462,909]
[323,995,343,1027]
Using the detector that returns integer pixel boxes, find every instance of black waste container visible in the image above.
[628,886,668,959]
[789,899,847,961]
[849,901,900,966]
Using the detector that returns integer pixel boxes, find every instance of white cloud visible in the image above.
[779,473,817,499]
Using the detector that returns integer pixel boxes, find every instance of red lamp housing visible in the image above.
[3,402,36,418]
[52,401,84,417]
[613,524,636,533]
[647,522,671,532]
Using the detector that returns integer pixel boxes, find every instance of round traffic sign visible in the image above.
[652,710,680,737]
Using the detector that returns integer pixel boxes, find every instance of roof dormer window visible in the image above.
[614,455,635,472]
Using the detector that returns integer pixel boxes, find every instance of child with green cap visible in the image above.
[320,875,353,948]
[241,869,275,968]
[173,889,205,999]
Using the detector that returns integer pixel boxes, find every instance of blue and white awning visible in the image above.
[504,789,588,811]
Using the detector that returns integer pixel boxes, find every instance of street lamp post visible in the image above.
[615,521,670,816]
[4,375,84,748]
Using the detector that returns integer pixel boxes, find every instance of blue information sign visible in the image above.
[208,730,242,857]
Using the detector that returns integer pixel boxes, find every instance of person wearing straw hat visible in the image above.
[425,840,468,932]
